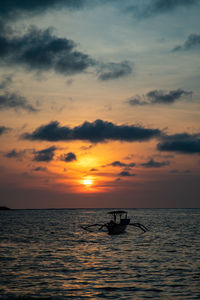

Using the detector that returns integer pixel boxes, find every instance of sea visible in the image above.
[0,208,200,299]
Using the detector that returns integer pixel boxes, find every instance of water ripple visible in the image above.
[0,208,200,299]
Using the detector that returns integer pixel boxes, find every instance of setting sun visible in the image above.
[83,179,93,186]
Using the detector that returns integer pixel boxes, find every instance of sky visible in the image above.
[0,0,200,209]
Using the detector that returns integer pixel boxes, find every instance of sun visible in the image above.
[83,179,93,186]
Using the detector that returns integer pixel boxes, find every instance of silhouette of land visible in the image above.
[0,206,11,210]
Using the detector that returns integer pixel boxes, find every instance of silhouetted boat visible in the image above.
[106,210,130,234]
[81,210,148,235]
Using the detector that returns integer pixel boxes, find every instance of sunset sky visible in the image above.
[0,0,200,208]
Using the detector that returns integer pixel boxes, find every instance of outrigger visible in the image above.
[81,210,148,235]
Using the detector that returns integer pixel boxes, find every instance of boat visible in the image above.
[81,210,148,235]
[107,210,130,234]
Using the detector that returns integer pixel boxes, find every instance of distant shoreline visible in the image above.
[0,206,11,210]
[0,207,199,210]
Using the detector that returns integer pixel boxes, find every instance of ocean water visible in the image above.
[0,208,200,299]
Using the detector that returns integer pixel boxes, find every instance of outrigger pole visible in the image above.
[129,223,148,233]
[80,210,148,235]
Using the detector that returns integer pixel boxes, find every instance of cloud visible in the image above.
[146,89,192,104]
[33,146,56,162]
[90,168,98,171]
[33,167,47,172]
[127,89,192,106]
[0,126,10,136]
[118,171,136,177]
[157,133,200,154]
[61,152,77,162]
[80,144,94,151]
[98,61,132,81]
[5,149,24,159]
[111,161,127,167]
[0,26,94,76]
[172,34,200,52]
[0,92,37,112]
[109,161,135,168]
[126,0,198,18]
[0,24,130,81]
[169,169,192,173]
[0,0,84,22]
[0,75,12,89]
[124,154,135,160]
[0,0,198,28]
[22,119,161,143]
[148,0,198,13]
[127,98,147,106]
[141,158,170,168]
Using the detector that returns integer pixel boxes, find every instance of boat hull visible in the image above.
[107,224,127,235]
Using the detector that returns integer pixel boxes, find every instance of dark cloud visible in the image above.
[0,92,37,112]
[90,168,98,172]
[0,0,84,22]
[157,133,200,154]
[33,167,47,172]
[110,161,135,168]
[127,0,198,18]
[172,34,200,52]
[0,26,94,76]
[146,89,192,104]
[5,149,24,159]
[0,22,132,81]
[169,169,192,173]
[0,126,10,136]
[98,61,132,81]
[149,0,198,13]
[0,75,12,89]
[6,0,192,25]
[141,158,170,168]
[61,152,77,162]
[127,98,147,106]
[118,171,136,177]
[111,161,127,167]
[33,146,56,162]
[127,89,192,106]
[0,2,126,82]
[22,119,161,143]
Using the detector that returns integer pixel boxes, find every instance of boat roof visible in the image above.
[108,210,127,215]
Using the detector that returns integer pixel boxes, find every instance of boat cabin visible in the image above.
[108,210,130,225]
